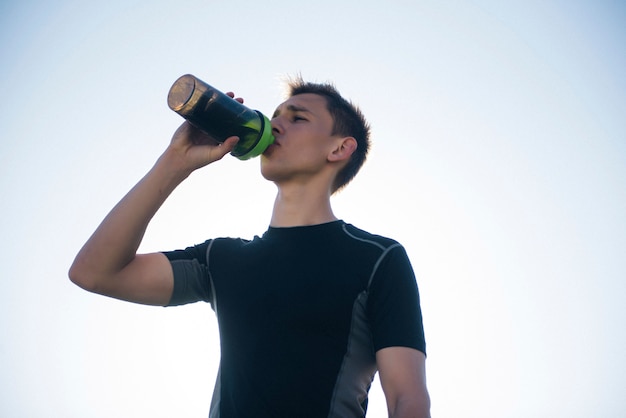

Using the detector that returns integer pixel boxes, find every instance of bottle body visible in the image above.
[167,74,274,160]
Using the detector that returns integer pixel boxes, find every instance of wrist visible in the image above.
[154,147,195,186]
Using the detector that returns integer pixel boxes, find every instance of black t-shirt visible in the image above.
[164,220,426,418]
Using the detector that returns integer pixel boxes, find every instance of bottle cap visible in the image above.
[235,112,275,160]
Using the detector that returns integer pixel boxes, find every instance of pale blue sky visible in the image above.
[1,1,625,417]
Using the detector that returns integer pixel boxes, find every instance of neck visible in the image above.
[269,183,337,228]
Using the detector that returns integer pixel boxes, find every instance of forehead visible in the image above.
[274,93,329,116]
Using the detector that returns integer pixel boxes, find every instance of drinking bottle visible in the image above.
[168,74,274,160]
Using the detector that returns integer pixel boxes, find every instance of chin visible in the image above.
[260,158,277,182]
[261,162,292,186]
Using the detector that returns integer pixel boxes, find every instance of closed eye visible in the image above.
[272,104,312,122]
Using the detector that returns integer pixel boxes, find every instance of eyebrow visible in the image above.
[272,104,312,118]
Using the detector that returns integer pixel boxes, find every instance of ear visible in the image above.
[328,137,357,162]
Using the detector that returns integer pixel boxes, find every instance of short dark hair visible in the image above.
[287,77,371,193]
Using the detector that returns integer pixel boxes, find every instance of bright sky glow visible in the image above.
[1,1,624,417]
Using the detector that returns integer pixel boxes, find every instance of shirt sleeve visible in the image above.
[367,244,426,355]
[162,241,214,307]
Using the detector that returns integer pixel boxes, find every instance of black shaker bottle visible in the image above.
[168,74,274,160]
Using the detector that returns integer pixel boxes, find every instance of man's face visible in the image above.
[261,93,340,186]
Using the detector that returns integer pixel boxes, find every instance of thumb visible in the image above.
[210,136,240,161]
[222,136,240,151]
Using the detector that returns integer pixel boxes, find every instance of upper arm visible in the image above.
[377,346,430,418]
[73,252,175,306]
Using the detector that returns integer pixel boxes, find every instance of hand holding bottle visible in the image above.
[162,90,243,175]
[164,120,239,174]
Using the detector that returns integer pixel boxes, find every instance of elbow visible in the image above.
[68,258,99,293]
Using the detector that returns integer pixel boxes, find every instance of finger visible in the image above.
[222,136,240,151]
[225,91,244,104]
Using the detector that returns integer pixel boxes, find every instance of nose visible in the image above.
[271,117,283,136]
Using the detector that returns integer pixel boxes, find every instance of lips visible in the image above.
[263,141,280,156]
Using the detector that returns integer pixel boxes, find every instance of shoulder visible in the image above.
[341,222,401,251]
[212,236,254,247]
[163,236,254,261]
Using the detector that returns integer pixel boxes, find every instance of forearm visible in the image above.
[69,150,190,287]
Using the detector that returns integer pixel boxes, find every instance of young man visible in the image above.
[69,78,430,417]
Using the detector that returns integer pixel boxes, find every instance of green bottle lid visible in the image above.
[235,112,275,160]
